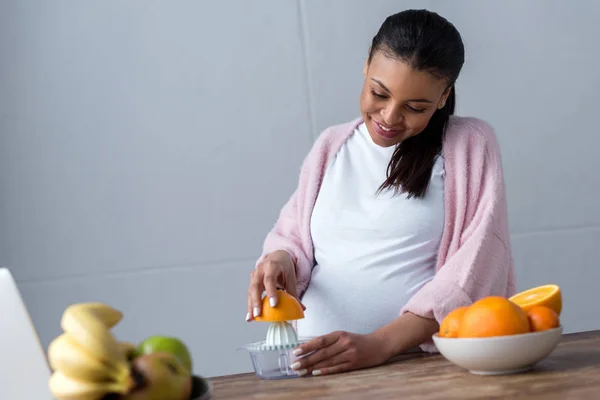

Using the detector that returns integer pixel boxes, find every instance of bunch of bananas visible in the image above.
[47,302,137,400]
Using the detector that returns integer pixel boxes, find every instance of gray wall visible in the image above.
[1,0,599,377]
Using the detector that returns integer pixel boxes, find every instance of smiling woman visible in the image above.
[246,9,516,377]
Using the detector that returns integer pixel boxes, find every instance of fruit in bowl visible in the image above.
[46,302,212,400]
[433,285,563,375]
[509,283,562,316]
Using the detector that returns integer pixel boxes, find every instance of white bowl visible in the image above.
[431,326,563,375]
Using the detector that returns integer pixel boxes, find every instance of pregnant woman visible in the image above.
[246,9,516,376]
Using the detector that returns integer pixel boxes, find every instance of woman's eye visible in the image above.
[370,90,388,99]
[406,105,426,113]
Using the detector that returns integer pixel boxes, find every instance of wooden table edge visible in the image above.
[207,330,599,382]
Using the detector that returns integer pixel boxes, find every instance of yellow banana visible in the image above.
[64,302,123,328]
[48,333,132,384]
[49,370,128,400]
[60,303,130,380]
[48,302,140,400]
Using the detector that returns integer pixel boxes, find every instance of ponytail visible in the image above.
[377,86,455,199]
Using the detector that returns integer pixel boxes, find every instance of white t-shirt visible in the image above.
[295,123,445,337]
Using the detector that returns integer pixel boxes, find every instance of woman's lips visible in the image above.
[372,120,402,139]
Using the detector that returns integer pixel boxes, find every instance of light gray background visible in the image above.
[1,0,599,377]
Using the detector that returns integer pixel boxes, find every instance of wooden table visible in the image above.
[209,330,600,399]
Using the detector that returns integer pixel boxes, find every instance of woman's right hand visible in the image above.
[246,250,304,321]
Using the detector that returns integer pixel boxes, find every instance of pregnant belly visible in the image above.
[295,263,434,338]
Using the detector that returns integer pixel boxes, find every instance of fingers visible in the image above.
[282,260,305,310]
[247,251,302,321]
[282,261,299,300]
[291,338,346,374]
[248,270,264,319]
[309,362,352,377]
[293,332,341,359]
[266,250,299,303]
[263,269,279,308]
[310,349,353,372]
[246,292,253,322]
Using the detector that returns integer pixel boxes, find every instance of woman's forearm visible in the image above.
[372,312,439,361]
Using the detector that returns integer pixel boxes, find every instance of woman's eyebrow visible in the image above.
[371,78,392,94]
[370,78,433,103]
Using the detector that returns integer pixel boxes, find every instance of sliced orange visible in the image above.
[254,290,305,322]
[509,284,562,316]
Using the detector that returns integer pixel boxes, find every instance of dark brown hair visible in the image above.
[370,9,464,198]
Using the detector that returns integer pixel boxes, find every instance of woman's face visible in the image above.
[359,52,451,147]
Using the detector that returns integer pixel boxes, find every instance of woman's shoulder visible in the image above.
[443,115,505,177]
[445,115,501,153]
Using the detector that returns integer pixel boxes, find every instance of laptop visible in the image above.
[0,268,53,398]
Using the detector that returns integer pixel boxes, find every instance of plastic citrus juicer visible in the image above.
[240,289,309,379]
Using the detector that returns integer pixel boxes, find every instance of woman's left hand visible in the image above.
[290,331,388,376]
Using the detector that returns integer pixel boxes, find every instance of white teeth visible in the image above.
[377,122,391,131]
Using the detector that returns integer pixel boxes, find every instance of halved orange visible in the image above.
[254,290,305,322]
[509,284,562,316]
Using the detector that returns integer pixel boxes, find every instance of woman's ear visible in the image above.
[438,86,452,109]
[363,48,371,78]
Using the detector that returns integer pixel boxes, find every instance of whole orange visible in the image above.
[457,296,530,338]
[527,305,560,332]
[439,306,469,338]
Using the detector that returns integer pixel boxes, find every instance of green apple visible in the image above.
[137,336,193,373]
[124,352,192,400]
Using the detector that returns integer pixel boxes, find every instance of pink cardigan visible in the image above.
[256,116,517,352]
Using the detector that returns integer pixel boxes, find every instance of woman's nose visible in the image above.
[381,106,403,126]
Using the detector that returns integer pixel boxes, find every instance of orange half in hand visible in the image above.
[254,290,305,322]
[509,284,562,316]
